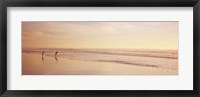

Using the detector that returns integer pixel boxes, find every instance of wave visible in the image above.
[94,60,159,68]
[23,48,178,59]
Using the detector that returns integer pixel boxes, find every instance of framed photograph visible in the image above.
[0,0,200,97]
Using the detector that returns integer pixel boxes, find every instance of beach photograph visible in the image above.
[22,21,178,75]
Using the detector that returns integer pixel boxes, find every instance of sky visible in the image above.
[22,22,178,50]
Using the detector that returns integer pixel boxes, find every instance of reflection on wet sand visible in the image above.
[42,51,59,62]
[42,51,45,61]
[55,56,58,62]
[23,48,178,75]
[42,56,44,61]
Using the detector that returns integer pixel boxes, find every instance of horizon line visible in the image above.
[22,47,178,50]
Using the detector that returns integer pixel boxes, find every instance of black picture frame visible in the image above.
[0,0,200,97]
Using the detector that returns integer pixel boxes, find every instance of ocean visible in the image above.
[22,48,178,75]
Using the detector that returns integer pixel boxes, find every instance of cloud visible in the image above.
[22,21,178,49]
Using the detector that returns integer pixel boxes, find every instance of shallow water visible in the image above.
[22,48,178,75]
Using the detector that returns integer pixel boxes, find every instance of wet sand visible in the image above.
[22,53,178,75]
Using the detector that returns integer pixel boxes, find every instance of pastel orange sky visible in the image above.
[22,22,178,50]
